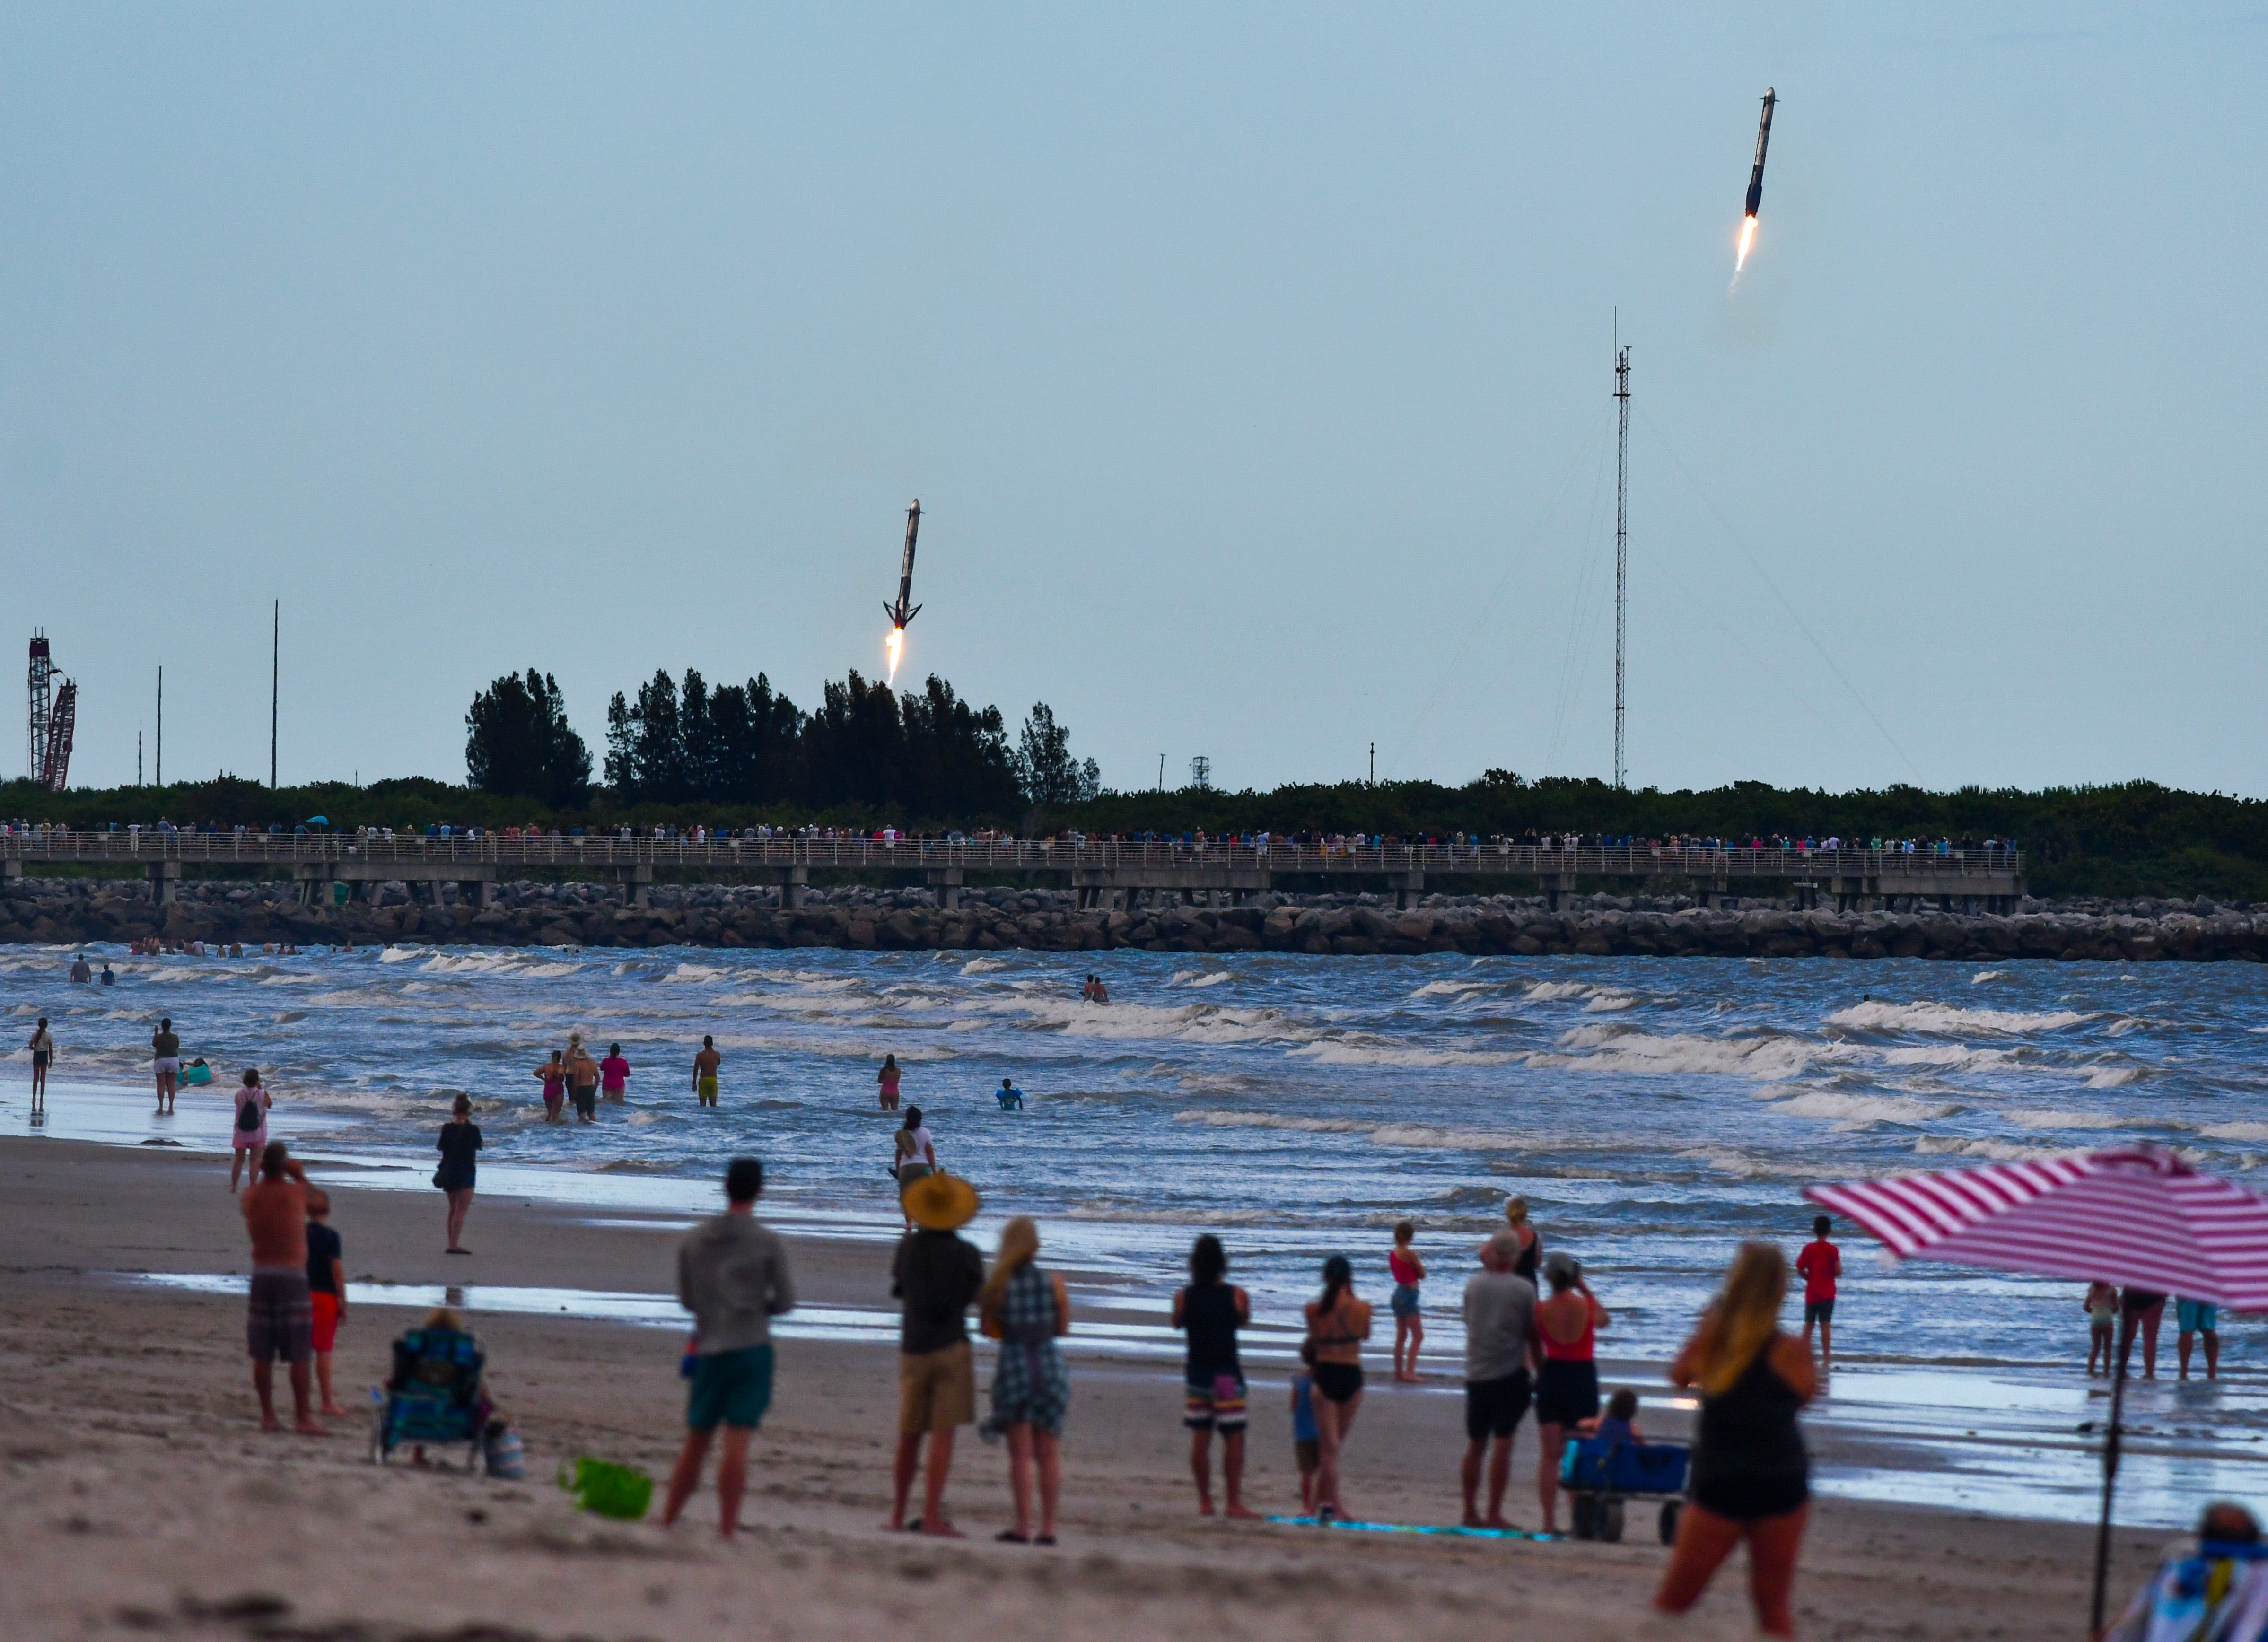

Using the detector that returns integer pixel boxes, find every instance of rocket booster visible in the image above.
[1744,88,1776,218]
[884,500,922,629]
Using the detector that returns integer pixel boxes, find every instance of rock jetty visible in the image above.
[2,878,2263,961]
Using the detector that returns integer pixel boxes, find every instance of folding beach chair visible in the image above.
[370,1325,489,1473]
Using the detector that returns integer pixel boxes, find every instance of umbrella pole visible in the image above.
[2090,1311,2132,1635]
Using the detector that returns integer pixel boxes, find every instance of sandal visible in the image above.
[995,1529,1030,1544]
[1034,1534,1056,1546]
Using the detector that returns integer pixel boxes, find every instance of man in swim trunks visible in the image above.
[693,1036,721,1107]
[27,1017,54,1118]
[152,1017,181,1114]
[69,954,92,983]
[2177,1298,2221,1380]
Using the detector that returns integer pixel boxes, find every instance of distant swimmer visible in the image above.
[27,1016,54,1118]
[693,1036,722,1108]
[533,1050,568,1123]
[69,954,92,984]
[997,1078,1024,1112]
[100,962,115,986]
[601,1042,631,1104]
[878,1053,902,1112]
[1080,974,1110,1004]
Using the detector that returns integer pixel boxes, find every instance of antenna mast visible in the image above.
[1613,321,1630,791]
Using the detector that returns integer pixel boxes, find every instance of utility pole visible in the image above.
[1369,742,1375,786]
[138,731,143,786]
[157,667,163,788]
[1613,314,1631,792]
[1157,753,1165,793]
[270,600,279,789]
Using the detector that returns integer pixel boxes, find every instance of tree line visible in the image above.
[464,667,1099,819]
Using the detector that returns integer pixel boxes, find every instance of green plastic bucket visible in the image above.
[557,1456,653,1520]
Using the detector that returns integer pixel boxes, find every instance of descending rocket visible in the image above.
[882,500,921,684]
[1736,88,1776,272]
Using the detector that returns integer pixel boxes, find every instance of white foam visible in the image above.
[1409,979,1489,1000]
[1912,1136,2084,1162]
[1769,1091,1963,1127]
[1970,969,2010,985]
[960,957,1012,975]
[1826,1000,2096,1035]
[2195,1122,2268,1143]
[2084,1067,2143,1089]
[1525,981,1600,1002]
[1170,970,1232,989]
[1583,991,1638,1013]
[2004,1108,2127,1131]
[1530,1028,1828,1083]
[1173,1109,1370,1134]
[1290,1041,1524,1069]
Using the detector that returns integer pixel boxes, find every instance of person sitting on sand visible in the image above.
[2101,1501,2268,1641]
[242,1142,322,1434]
[1173,1233,1256,1520]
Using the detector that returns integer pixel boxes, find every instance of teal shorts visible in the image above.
[687,1343,774,1432]
[2177,1300,2218,1334]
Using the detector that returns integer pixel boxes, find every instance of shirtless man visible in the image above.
[692,1036,722,1108]
[27,1017,54,1118]
[152,1016,182,1114]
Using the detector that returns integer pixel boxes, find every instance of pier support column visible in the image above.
[928,867,963,911]
[148,859,180,905]
[614,865,652,908]
[779,865,808,911]
[0,859,21,884]
[1388,871,1425,912]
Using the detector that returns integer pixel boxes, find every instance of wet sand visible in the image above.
[0,1135,2190,1640]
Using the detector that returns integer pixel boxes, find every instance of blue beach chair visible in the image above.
[370,1324,490,1473]
[1559,1436,1691,1544]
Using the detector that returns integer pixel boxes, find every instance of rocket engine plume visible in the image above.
[881,499,922,687]
[1735,88,1775,275]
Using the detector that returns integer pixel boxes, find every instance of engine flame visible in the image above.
[1735,213,1758,271]
[884,624,904,686]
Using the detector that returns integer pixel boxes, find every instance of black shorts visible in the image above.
[1804,1298,1835,1325]
[1314,1361,1364,1404]
[1534,1358,1599,1427]
[1464,1370,1532,1442]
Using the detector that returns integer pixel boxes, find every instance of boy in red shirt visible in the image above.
[1796,1214,1841,1368]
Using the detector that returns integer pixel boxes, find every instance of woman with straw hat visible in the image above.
[979,1216,1070,1544]
[1653,1241,1815,1637]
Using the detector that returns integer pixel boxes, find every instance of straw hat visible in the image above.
[901,1170,980,1231]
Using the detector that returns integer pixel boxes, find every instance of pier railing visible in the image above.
[0,829,2023,881]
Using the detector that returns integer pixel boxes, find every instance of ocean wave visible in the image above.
[1825,1000,2096,1036]
[1532,1028,1827,1083]
[1368,1124,1529,1152]
[960,957,1014,975]
[2004,1108,2128,1131]
[1173,1109,1371,1134]
[1912,1137,2085,1162]
[1410,978,1492,1001]
[1525,981,1603,1002]
[1290,1041,1524,1069]
[1583,992,1638,1013]
[2194,1122,2268,1143]
[1768,1092,1964,1127]
[1170,970,1232,989]
[2084,1067,2144,1089]
[1971,970,2011,985]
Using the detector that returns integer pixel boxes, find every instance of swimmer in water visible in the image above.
[533,1050,568,1122]
[692,1036,721,1108]
[997,1077,1024,1111]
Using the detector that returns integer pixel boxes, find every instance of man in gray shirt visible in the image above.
[660,1156,796,1536]
[1462,1229,1541,1528]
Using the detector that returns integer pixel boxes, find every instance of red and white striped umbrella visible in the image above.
[1804,1145,2268,1310]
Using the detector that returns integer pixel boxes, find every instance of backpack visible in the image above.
[237,1093,264,1131]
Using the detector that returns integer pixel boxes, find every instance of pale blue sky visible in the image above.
[4,5,2263,797]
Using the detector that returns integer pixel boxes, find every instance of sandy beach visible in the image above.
[0,1134,2179,1642]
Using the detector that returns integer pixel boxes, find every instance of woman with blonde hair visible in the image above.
[978,1216,1070,1544]
[1654,1241,1816,1637]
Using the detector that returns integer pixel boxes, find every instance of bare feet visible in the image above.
[1483,1515,1513,1531]
[1223,1503,1259,1520]
[1462,1512,1485,1528]
[293,1420,326,1436]
[1196,1497,1215,1517]
[261,1415,283,1433]
[918,1520,963,1538]
[320,1402,348,1417]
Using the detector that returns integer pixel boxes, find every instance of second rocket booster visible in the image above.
[1744,87,1777,218]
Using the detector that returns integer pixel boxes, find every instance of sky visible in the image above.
[3,4,2264,799]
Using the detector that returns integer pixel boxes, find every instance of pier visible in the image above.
[0,830,2026,914]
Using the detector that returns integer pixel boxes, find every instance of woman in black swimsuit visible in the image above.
[1654,1241,1815,1638]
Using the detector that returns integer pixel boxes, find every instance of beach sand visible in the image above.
[0,1136,2175,1641]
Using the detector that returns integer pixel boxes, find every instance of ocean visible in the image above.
[7,941,2267,1525]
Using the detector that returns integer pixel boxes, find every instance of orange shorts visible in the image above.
[311,1289,342,1354]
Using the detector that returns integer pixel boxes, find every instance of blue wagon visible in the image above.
[1559,1436,1691,1544]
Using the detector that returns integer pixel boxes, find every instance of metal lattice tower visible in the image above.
[28,631,52,781]
[1189,755,1211,790]
[1613,335,1630,791]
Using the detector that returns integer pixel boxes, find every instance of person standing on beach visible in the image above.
[26,1017,53,1118]
[437,1093,482,1254]
[892,1107,937,1228]
[1533,1250,1608,1535]
[878,1054,901,1111]
[305,1188,349,1416]
[2084,1282,2119,1376]
[565,1033,600,1123]
[228,1069,271,1192]
[2177,1298,2222,1380]
[2120,1287,2167,1380]
[1505,1196,1541,1286]
[978,1215,1070,1544]
[600,1043,631,1104]
[1653,1242,1815,1638]
[692,1036,721,1108]
[1795,1216,1841,1370]
[660,1157,797,1538]
[1461,1230,1539,1529]
[152,1017,181,1115]
[1303,1254,1373,1523]
[1389,1220,1427,1382]
[241,1141,322,1434]
[888,1172,985,1537]
[532,1050,567,1123]
[1173,1233,1256,1519]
